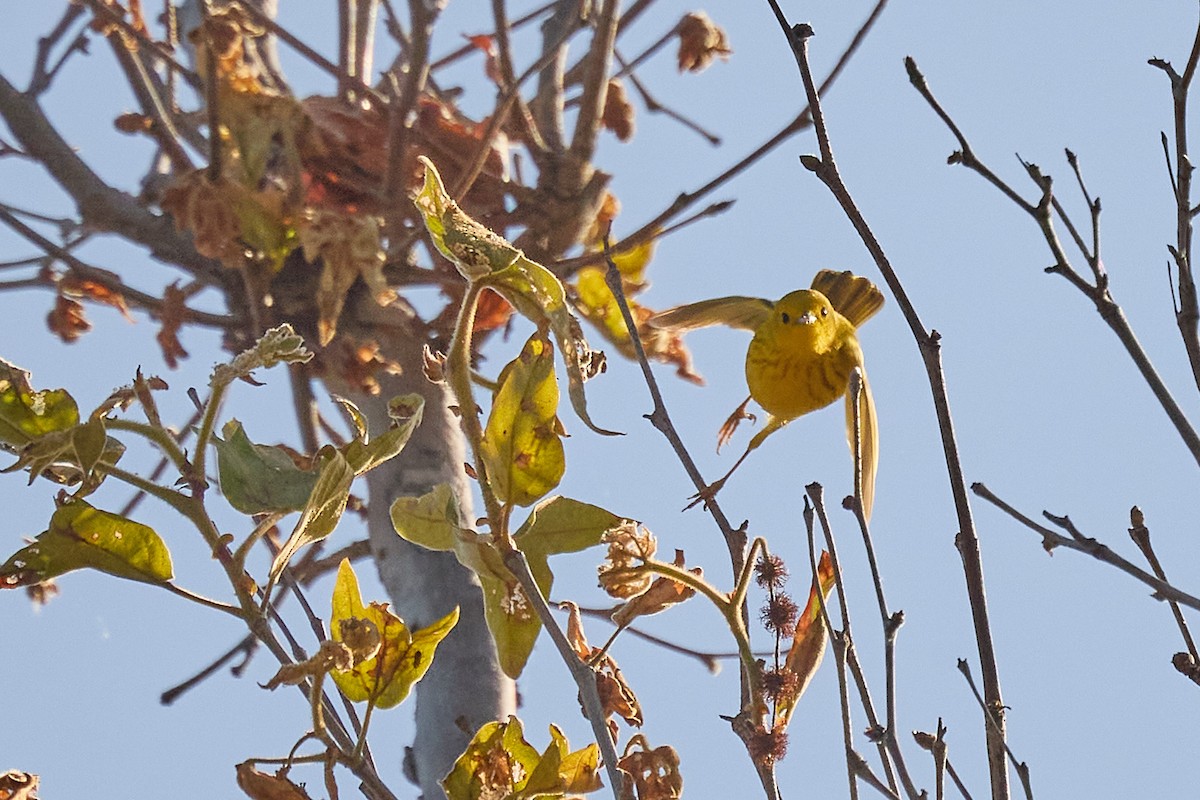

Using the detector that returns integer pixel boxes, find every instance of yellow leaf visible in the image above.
[481,332,565,507]
[329,559,459,709]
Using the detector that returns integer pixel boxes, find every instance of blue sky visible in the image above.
[3,2,1199,798]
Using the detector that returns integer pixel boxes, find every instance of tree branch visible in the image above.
[0,73,223,282]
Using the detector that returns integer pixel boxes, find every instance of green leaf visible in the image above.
[413,157,523,280]
[214,419,318,513]
[411,158,615,436]
[391,488,624,678]
[330,559,459,709]
[268,449,354,587]
[514,496,622,604]
[442,717,601,800]
[0,499,172,588]
[1,415,123,497]
[210,324,312,391]
[389,483,466,552]
[481,332,565,507]
[391,485,540,677]
[0,358,79,448]
[340,394,425,476]
[483,258,618,437]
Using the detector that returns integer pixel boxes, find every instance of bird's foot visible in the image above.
[717,398,756,453]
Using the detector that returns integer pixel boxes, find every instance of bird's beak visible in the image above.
[798,311,818,325]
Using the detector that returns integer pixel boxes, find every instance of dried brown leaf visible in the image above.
[597,521,656,599]
[0,770,38,800]
[46,294,90,343]
[602,79,635,142]
[156,282,189,369]
[235,763,313,800]
[611,549,698,628]
[59,275,134,321]
[618,735,682,800]
[297,209,394,345]
[677,12,732,73]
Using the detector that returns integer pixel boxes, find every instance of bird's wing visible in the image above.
[843,364,878,521]
[648,296,773,332]
[810,270,884,328]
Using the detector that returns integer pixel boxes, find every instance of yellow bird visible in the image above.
[650,270,884,518]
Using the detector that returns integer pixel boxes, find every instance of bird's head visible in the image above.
[770,289,839,344]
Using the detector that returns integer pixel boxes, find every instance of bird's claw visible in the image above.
[717,398,756,453]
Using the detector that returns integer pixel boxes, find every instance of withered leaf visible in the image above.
[235,763,313,800]
[618,735,683,800]
[611,549,698,628]
[602,79,635,142]
[677,11,732,73]
[47,294,91,343]
[156,282,189,369]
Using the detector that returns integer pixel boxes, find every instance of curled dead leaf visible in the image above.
[235,762,313,800]
[597,521,657,599]
[618,735,682,800]
[677,12,732,73]
[422,344,447,384]
[156,282,189,369]
[0,770,39,800]
[59,275,134,322]
[46,294,91,343]
[602,79,635,142]
[611,549,699,628]
[192,5,268,95]
[160,172,247,266]
[297,208,394,345]
[560,602,644,731]
[260,638,353,690]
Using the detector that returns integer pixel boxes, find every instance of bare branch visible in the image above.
[28,5,89,96]
[0,207,237,329]
[908,57,1200,470]
[972,482,1200,613]
[0,73,222,282]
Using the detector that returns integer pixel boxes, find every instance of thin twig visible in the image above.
[1148,7,1200,393]
[76,0,201,88]
[0,73,222,280]
[552,0,891,277]
[1127,507,1200,664]
[808,486,910,798]
[956,660,1033,800]
[571,603,747,672]
[28,5,88,96]
[231,0,386,106]
[972,482,1200,613]
[908,57,1200,469]
[0,208,238,329]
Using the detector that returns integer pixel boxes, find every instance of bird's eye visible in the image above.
[780,312,790,324]
[821,306,829,317]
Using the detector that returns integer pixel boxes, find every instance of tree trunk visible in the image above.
[340,298,516,799]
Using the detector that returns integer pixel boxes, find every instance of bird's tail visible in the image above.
[810,270,884,328]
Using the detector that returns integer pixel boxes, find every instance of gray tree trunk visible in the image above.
[344,299,516,799]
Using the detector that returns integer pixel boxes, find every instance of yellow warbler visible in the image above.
[650,270,883,517]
